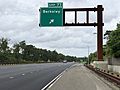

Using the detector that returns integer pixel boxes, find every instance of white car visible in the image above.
[63,60,67,63]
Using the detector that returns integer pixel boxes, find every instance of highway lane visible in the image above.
[0,63,74,90]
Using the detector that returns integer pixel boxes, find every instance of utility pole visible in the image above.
[88,46,90,64]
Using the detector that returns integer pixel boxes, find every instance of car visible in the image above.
[63,60,67,63]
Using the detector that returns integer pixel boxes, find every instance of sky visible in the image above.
[0,0,120,57]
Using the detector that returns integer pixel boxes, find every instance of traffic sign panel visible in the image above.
[48,2,63,8]
[40,8,63,26]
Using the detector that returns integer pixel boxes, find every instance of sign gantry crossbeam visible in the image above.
[63,6,104,27]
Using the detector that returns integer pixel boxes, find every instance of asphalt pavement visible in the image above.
[0,63,74,90]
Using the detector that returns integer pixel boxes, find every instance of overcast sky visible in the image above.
[0,0,120,57]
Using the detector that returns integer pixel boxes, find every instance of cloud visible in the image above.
[104,9,119,23]
[0,0,120,57]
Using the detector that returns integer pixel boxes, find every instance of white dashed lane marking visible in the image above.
[22,74,25,76]
[8,71,37,80]
[9,77,14,79]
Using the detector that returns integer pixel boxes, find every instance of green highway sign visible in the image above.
[40,8,63,26]
[48,2,63,8]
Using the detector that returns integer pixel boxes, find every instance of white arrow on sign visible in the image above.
[49,19,54,24]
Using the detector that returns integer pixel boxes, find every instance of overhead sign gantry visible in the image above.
[39,2,104,61]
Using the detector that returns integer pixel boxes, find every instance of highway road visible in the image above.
[0,63,74,90]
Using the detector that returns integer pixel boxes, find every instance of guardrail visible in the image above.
[85,64,120,87]
[0,64,17,66]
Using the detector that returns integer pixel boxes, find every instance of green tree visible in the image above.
[89,52,97,62]
[0,38,9,53]
[0,38,11,64]
[19,40,26,54]
[107,23,120,58]
[13,43,21,63]
[23,45,34,61]
[57,53,65,62]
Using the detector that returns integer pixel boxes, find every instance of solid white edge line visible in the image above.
[41,71,63,90]
[47,75,62,90]
[41,64,74,90]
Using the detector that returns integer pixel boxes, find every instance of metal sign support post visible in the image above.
[97,5,103,61]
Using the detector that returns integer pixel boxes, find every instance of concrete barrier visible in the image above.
[108,65,120,73]
[91,61,108,71]
[109,57,120,65]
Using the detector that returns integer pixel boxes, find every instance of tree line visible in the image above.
[89,23,120,62]
[0,38,81,64]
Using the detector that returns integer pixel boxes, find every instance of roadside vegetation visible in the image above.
[89,23,120,62]
[0,38,82,64]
